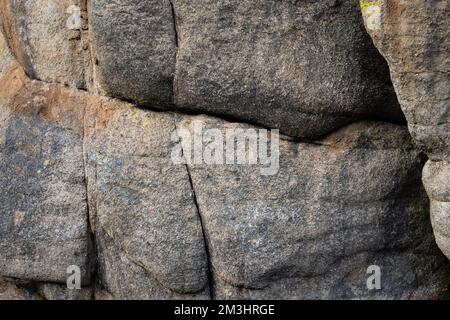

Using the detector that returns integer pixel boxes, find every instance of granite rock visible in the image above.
[83,91,210,298]
[0,0,89,88]
[361,0,450,260]
[178,116,450,299]
[89,0,177,107]
[0,65,92,285]
[174,0,402,139]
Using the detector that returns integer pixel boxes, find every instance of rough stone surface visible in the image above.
[89,0,177,107]
[83,98,210,298]
[0,0,403,139]
[0,279,92,300]
[0,65,92,284]
[174,0,403,139]
[0,65,210,299]
[95,228,209,300]
[0,8,13,78]
[0,63,449,299]
[361,0,450,161]
[423,161,450,261]
[0,280,42,300]
[179,116,450,299]
[36,282,93,300]
[361,0,450,261]
[0,0,88,88]
[0,0,449,300]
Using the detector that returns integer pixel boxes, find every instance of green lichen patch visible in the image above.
[360,0,383,11]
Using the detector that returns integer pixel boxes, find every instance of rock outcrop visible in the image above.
[0,0,449,300]
[361,0,450,260]
[0,65,210,299]
[1,62,448,299]
[1,0,404,138]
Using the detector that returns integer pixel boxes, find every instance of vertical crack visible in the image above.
[80,0,94,91]
[184,163,215,300]
[80,0,97,300]
[168,0,180,107]
[82,101,98,300]
[174,118,215,299]
[168,0,179,48]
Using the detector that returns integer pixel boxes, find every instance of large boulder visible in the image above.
[0,0,89,88]
[360,0,450,259]
[95,228,209,300]
[361,0,450,160]
[173,0,402,139]
[177,116,450,299]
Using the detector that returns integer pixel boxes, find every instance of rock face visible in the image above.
[173,0,402,138]
[0,0,449,300]
[83,98,210,298]
[179,116,449,299]
[0,65,92,285]
[0,65,210,300]
[361,0,450,260]
[95,228,208,300]
[1,0,402,138]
